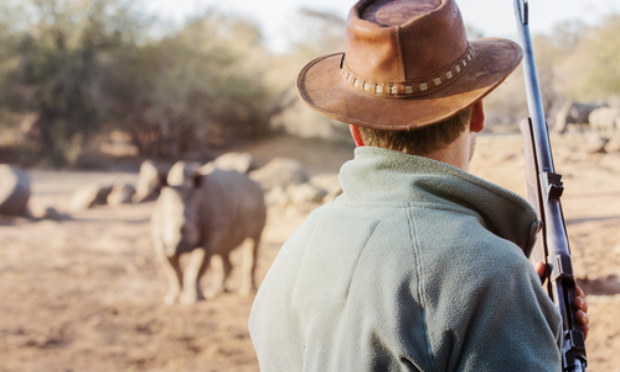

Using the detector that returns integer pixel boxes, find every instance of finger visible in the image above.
[575,309,589,326]
[575,285,585,299]
[573,294,588,313]
[575,310,590,340]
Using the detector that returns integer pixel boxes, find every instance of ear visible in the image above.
[469,100,485,134]
[349,124,365,147]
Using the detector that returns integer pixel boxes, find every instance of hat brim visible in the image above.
[296,38,523,130]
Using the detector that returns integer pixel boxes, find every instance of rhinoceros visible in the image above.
[554,101,603,134]
[151,161,266,305]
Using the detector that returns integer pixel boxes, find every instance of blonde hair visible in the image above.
[358,107,473,155]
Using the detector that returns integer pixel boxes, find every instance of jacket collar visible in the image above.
[338,147,541,256]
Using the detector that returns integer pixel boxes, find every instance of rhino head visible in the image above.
[158,163,204,257]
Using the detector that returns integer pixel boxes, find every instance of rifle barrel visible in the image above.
[513,1,587,370]
[513,0,554,174]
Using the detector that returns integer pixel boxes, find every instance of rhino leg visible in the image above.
[205,253,233,297]
[180,247,210,305]
[222,253,233,292]
[156,252,182,305]
[240,236,260,296]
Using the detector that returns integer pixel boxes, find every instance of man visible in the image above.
[249,0,589,370]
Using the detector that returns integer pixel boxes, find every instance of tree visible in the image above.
[0,2,277,164]
[559,14,620,102]
[265,8,352,143]
[101,12,275,157]
[483,21,587,130]
[0,0,147,166]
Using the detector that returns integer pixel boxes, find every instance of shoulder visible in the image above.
[411,204,529,268]
[400,205,544,309]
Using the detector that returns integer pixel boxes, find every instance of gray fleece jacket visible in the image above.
[249,147,562,371]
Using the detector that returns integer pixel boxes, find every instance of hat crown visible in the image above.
[296,0,522,130]
[345,0,468,85]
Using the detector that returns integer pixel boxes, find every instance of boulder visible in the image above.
[264,186,289,209]
[70,184,113,211]
[29,204,65,221]
[249,158,309,191]
[0,164,31,216]
[167,161,201,187]
[265,182,333,212]
[213,152,257,173]
[585,135,610,154]
[589,107,620,133]
[107,184,136,207]
[288,183,328,206]
[133,160,165,203]
[310,173,342,202]
[606,134,620,153]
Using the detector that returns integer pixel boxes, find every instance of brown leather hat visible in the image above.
[297,0,523,131]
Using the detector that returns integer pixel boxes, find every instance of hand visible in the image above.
[534,262,590,340]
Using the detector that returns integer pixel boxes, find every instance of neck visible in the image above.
[349,116,480,172]
[416,130,475,171]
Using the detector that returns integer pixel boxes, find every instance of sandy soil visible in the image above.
[0,133,618,371]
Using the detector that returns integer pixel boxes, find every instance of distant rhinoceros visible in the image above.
[554,101,604,134]
[151,161,266,305]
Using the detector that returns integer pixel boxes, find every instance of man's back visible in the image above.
[249,147,561,371]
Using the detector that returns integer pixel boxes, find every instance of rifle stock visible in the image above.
[514,1,587,371]
[520,119,545,272]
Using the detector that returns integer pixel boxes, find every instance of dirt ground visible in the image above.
[0,133,619,371]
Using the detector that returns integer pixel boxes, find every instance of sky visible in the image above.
[145,0,619,53]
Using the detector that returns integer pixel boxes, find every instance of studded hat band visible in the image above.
[340,44,475,98]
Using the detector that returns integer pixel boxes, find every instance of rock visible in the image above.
[264,186,289,209]
[0,165,31,216]
[606,134,620,153]
[265,182,332,212]
[585,135,610,154]
[249,158,309,191]
[29,204,65,221]
[589,107,620,133]
[310,173,342,202]
[213,152,257,173]
[133,160,165,203]
[107,184,136,207]
[167,161,201,187]
[70,184,113,211]
[288,183,328,206]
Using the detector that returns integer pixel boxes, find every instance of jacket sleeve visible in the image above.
[421,239,562,371]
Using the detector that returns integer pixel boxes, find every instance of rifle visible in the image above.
[513,1,587,371]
